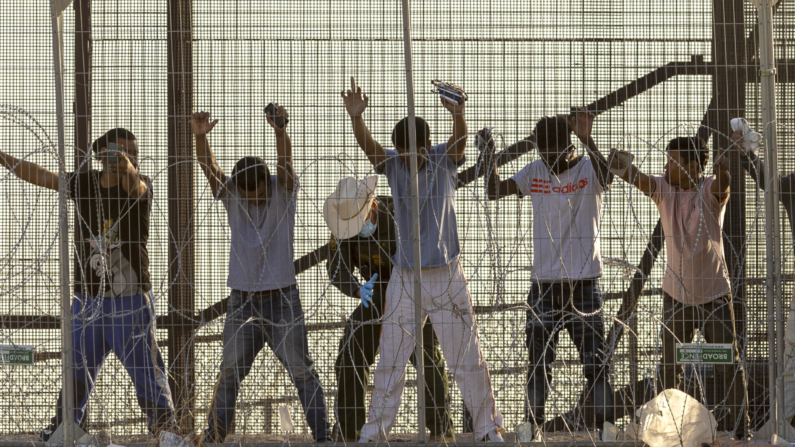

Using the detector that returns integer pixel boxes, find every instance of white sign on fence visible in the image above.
[675,343,733,364]
[0,345,34,365]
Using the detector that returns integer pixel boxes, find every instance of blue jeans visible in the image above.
[51,292,175,431]
[525,279,614,425]
[205,286,330,442]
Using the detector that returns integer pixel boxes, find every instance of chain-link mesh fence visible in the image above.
[0,0,793,444]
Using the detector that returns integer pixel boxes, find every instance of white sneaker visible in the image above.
[533,425,544,442]
[515,422,543,442]
[772,434,793,447]
[479,429,504,443]
[157,430,194,447]
[600,421,618,442]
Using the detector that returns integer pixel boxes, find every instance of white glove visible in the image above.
[730,118,762,154]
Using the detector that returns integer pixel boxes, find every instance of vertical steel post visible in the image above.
[758,0,784,437]
[712,0,748,315]
[711,0,748,433]
[74,0,91,174]
[399,0,426,441]
[166,0,196,431]
[50,1,75,445]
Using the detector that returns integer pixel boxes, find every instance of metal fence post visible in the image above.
[399,0,426,441]
[50,0,76,445]
[758,0,785,437]
[166,0,197,431]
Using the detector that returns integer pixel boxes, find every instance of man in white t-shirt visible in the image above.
[478,109,614,439]
[609,136,747,439]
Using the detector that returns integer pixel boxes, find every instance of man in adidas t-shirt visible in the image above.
[478,109,614,438]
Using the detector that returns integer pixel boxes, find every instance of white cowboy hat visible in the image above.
[323,176,379,240]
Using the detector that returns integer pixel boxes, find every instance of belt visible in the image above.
[235,284,297,298]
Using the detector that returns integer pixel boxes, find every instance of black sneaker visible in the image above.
[38,425,57,442]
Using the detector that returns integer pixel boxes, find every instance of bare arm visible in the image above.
[739,151,765,189]
[342,77,387,169]
[443,98,467,163]
[190,111,228,198]
[710,151,731,200]
[504,135,537,157]
[609,148,656,196]
[568,108,612,187]
[113,154,148,199]
[0,150,59,191]
[326,235,362,298]
[351,116,387,169]
[267,104,296,192]
[735,130,794,196]
[476,127,520,200]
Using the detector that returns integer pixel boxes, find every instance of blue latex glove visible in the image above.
[358,274,378,308]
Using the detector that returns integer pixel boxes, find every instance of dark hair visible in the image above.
[391,116,431,150]
[533,116,571,150]
[91,128,137,154]
[666,136,708,172]
[231,156,270,192]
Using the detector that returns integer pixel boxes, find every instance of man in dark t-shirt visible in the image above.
[71,165,152,298]
[0,128,178,441]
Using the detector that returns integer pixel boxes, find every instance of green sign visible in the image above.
[675,343,733,364]
[0,345,34,365]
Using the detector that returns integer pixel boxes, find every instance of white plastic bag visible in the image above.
[636,389,717,447]
[730,117,762,154]
[279,405,295,433]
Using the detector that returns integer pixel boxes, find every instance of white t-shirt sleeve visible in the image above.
[510,163,534,197]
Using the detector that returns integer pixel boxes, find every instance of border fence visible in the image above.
[0,0,794,444]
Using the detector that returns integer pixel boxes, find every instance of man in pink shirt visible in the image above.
[609,136,747,439]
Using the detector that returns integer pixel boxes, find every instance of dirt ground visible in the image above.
[0,430,740,445]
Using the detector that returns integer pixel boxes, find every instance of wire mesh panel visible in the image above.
[0,0,794,444]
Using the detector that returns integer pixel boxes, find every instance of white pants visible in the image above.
[359,260,504,441]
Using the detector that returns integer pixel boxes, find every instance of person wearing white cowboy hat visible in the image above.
[323,176,454,442]
[341,77,504,443]
[323,176,380,240]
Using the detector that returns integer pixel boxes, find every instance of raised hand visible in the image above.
[266,103,289,131]
[341,77,369,118]
[110,152,137,176]
[440,96,465,116]
[358,273,378,308]
[191,111,219,136]
[714,151,730,176]
[567,107,595,143]
[730,129,747,154]
[608,148,634,178]
[476,127,496,153]
[608,148,625,172]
